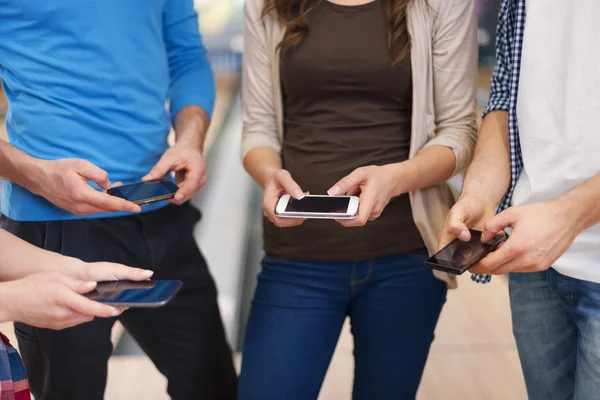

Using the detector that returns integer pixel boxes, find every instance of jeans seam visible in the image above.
[351,259,374,287]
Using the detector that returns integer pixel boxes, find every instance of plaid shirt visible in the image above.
[0,332,30,400]
[471,0,527,284]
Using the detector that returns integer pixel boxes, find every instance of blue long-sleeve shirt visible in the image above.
[0,0,215,221]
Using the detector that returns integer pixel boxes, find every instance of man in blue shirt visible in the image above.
[0,1,237,399]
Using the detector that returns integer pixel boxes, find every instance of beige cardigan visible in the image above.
[241,0,478,288]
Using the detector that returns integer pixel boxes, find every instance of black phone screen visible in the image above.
[427,230,506,272]
[108,179,178,203]
[84,280,182,306]
[285,196,350,213]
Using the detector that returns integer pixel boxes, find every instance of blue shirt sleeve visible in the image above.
[163,0,215,120]
[482,0,511,118]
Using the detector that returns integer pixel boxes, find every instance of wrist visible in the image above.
[552,195,586,236]
[23,158,50,196]
[175,134,204,152]
[383,163,409,198]
[0,282,17,323]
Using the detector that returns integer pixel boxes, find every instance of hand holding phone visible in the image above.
[262,169,309,228]
[425,230,507,275]
[107,178,179,206]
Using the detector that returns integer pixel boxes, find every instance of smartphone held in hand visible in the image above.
[84,280,183,308]
[275,195,359,220]
[107,178,178,206]
[425,230,507,275]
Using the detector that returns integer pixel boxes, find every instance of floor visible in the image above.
[0,273,527,399]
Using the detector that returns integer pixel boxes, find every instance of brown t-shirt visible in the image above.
[263,0,425,261]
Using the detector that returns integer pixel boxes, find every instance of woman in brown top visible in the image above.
[240,0,478,398]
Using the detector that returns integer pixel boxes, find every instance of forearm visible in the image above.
[460,111,511,206]
[243,147,282,190]
[0,282,15,323]
[172,105,209,150]
[0,229,67,281]
[388,145,456,197]
[556,173,600,234]
[0,139,44,192]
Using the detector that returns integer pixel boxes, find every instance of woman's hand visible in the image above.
[328,165,401,227]
[263,169,307,228]
[0,273,125,330]
[59,258,154,283]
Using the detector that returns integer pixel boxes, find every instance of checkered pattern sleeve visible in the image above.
[482,0,511,117]
[472,0,527,285]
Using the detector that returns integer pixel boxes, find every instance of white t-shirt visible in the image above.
[514,1,600,283]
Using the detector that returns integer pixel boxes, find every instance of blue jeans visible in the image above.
[239,250,447,400]
[510,269,600,400]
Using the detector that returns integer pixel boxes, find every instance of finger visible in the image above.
[84,188,141,213]
[346,186,360,196]
[328,169,365,196]
[273,217,306,228]
[263,187,283,220]
[106,181,123,190]
[492,258,528,275]
[82,262,154,282]
[337,189,375,227]
[70,280,99,295]
[77,160,111,189]
[173,171,204,205]
[143,154,176,182]
[469,240,517,274]
[62,290,122,318]
[482,209,517,242]
[275,171,304,200]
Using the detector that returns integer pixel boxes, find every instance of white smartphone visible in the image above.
[274,194,359,219]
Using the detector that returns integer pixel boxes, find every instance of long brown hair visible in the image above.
[263,0,412,66]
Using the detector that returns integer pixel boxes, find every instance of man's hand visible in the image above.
[142,139,207,205]
[33,158,141,216]
[469,201,578,275]
[328,165,399,227]
[438,193,497,250]
[0,273,125,330]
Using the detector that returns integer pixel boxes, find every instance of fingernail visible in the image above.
[143,270,154,278]
[458,231,470,242]
[292,189,304,200]
[111,308,122,317]
[84,281,97,289]
[328,185,341,196]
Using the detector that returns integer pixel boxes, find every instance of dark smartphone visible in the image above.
[425,230,507,275]
[107,178,178,205]
[84,280,183,308]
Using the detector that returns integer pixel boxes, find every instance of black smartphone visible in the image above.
[107,178,178,205]
[84,280,183,308]
[425,230,507,275]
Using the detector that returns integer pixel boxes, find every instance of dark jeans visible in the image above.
[510,269,600,400]
[238,250,447,400]
[1,203,238,400]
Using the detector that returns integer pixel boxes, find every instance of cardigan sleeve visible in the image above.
[241,0,282,160]
[422,0,479,176]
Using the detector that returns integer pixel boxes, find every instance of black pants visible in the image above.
[1,203,238,400]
